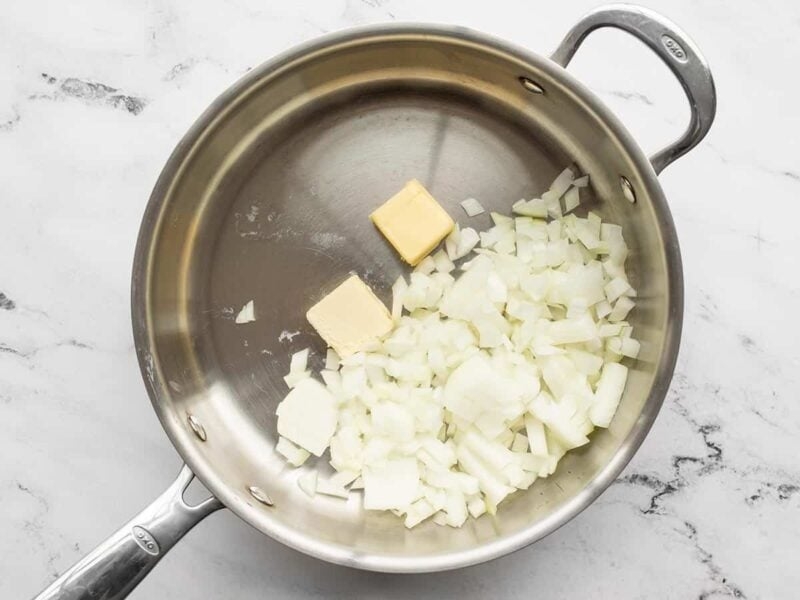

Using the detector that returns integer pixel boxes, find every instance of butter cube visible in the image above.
[370,180,454,266]
[306,275,393,357]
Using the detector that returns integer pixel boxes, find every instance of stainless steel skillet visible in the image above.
[35,5,715,598]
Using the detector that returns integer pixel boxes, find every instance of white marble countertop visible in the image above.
[2,1,799,598]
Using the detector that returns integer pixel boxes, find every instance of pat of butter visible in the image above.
[370,180,454,266]
[306,275,393,357]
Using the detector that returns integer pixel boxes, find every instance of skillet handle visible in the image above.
[550,3,716,174]
[32,464,223,600]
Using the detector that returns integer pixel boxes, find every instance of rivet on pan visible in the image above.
[248,486,274,506]
[187,414,207,441]
[620,176,637,204]
[519,76,545,94]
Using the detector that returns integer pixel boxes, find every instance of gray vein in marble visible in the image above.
[0,292,15,310]
[13,481,61,580]
[164,59,198,81]
[606,89,655,105]
[148,4,179,50]
[0,339,93,360]
[752,166,800,186]
[0,111,21,131]
[745,481,800,505]
[738,334,757,353]
[679,521,747,600]
[704,141,732,165]
[751,225,767,253]
[615,362,799,597]
[697,290,719,323]
[301,17,330,34]
[35,73,148,115]
[750,404,783,430]
[614,373,753,594]
[617,411,724,516]
[705,141,800,186]
[344,0,396,22]
[775,169,800,182]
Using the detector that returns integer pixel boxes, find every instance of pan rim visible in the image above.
[131,22,683,572]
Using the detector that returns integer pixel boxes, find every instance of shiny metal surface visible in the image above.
[248,486,275,507]
[135,18,688,570]
[34,466,222,600]
[35,5,716,596]
[187,413,207,441]
[551,4,717,174]
[620,176,637,204]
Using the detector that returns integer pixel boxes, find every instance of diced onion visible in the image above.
[297,470,318,497]
[325,348,340,371]
[460,197,486,217]
[276,436,310,466]
[273,166,638,528]
[572,175,590,188]
[563,187,581,214]
[549,167,575,198]
[590,363,628,427]
[234,300,256,324]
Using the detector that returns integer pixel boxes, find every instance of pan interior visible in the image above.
[139,29,678,570]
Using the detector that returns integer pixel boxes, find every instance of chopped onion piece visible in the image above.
[283,369,310,389]
[415,255,436,275]
[595,300,613,319]
[529,394,590,450]
[513,198,548,218]
[563,186,581,213]
[325,348,340,371]
[284,348,311,388]
[599,322,624,337]
[405,498,437,528]
[548,314,597,345]
[453,227,480,260]
[276,436,310,467]
[460,197,485,216]
[289,348,309,374]
[511,433,529,453]
[608,296,635,322]
[445,224,461,260]
[455,444,514,508]
[235,300,255,324]
[590,363,628,427]
[543,190,562,219]
[524,415,549,457]
[432,249,455,274]
[363,458,420,510]
[604,277,632,302]
[391,276,408,322]
[549,167,575,198]
[316,475,351,499]
[619,337,641,358]
[467,496,487,519]
[572,175,590,187]
[444,491,469,527]
[276,379,337,456]
[298,470,318,497]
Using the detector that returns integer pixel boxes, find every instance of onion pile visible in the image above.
[275,168,639,528]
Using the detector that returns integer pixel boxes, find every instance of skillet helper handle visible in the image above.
[550,3,717,174]
[33,465,222,600]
